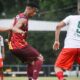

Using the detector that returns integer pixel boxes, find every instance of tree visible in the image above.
[39,0,77,21]
[0,0,77,20]
[0,1,4,14]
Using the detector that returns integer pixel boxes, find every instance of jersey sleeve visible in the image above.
[62,15,72,25]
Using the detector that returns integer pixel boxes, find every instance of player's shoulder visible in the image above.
[66,15,73,18]
[16,13,23,19]
[68,15,80,18]
[16,13,27,21]
[17,13,28,19]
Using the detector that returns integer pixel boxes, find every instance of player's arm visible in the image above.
[0,26,11,32]
[0,25,25,34]
[53,15,71,50]
[7,18,26,42]
[13,18,27,29]
[53,21,66,50]
[11,27,25,34]
[55,21,66,42]
[11,18,27,35]
[11,18,27,34]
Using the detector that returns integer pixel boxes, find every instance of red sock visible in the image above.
[27,64,34,80]
[33,59,43,80]
[56,71,64,80]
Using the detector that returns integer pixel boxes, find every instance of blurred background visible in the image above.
[0,0,80,78]
[0,0,77,20]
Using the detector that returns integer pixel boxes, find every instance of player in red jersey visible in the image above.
[8,2,44,80]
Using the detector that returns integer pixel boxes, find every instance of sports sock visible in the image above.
[27,63,34,80]
[56,71,64,80]
[33,59,43,80]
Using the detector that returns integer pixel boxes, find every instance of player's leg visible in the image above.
[32,54,43,80]
[27,56,43,80]
[54,48,77,80]
[75,48,80,77]
[25,45,44,80]
[76,48,80,64]
[11,49,34,80]
[11,45,44,80]
[27,62,34,80]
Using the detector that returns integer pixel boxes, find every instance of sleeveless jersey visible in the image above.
[9,13,28,49]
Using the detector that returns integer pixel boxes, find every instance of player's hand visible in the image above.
[53,41,60,50]
[21,31,26,34]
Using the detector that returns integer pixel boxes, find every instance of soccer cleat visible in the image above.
[32,79,38,80]
[28,77,32,80]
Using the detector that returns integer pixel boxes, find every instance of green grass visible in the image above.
[4,76,80,80]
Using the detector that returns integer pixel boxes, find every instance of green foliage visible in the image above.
[28,31,55,64]
[39,0,77,21]
[0,0,77,20]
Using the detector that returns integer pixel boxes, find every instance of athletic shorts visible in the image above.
[55,48,80,70]
[0,58,3,68]
[10,45,41,63]
[0,59,3,68]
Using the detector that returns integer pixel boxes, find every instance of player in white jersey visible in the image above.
[0,35,5,80]
[53,15,80,80]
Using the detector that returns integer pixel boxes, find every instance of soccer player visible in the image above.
[0,26,25,34]
[8,2,44,80]
[53,15,80,80]
[0,35,5,80]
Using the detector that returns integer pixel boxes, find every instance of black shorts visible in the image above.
[10,45,40,63]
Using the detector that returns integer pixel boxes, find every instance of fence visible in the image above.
[3,64,80,77]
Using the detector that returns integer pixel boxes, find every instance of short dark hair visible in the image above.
[27,2,39,9]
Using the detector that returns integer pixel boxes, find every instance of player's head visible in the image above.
[25,2,39,17]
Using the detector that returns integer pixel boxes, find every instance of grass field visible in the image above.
[4,76,80,80]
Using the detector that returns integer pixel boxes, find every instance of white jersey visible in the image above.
[0,35,4,58]
[63,15,80,48]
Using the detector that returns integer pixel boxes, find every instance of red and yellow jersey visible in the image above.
[9,13,28,50]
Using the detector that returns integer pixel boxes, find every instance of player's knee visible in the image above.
[54,66,63,73]
[37,54,44,62]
